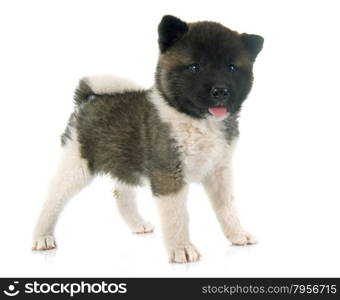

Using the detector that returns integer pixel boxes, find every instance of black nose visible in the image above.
[210,86,230,99]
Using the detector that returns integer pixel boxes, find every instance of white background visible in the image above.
[0,0,339,277]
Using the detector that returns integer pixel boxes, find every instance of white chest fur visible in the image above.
[172,118,230,182]
[149,89,231,183]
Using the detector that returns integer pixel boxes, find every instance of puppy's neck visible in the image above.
[148,87,228,131]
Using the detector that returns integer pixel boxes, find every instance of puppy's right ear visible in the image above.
[158,15,188,53]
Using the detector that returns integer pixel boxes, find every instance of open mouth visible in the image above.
[208,106,228,117]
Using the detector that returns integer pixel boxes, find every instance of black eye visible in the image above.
[228,64,236,72]
[188,63,201,73]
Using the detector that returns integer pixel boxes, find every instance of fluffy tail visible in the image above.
[73,75,143,106]
[73,78,94,106]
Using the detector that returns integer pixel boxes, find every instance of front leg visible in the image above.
[153,185,201,263]
[202,165,257,246]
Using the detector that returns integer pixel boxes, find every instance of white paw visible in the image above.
[168,244,201,263]
[32,235,57,250]
[228,231,257,246]
[131,222,155,234]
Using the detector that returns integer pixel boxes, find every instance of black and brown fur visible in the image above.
[33,15,264,262]
[70,87,183,195]
[156,16,263,118]
[62,16,263,194]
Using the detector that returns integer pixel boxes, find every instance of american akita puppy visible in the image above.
[32,15,263,263]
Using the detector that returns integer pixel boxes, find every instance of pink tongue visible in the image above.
[208,107,227,117]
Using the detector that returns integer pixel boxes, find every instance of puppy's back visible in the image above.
[67,76,153,184]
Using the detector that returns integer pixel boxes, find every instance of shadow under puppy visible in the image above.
[32,15,263,263]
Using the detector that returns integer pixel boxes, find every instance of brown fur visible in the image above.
[69,88,184,195]
[33,16,263,263]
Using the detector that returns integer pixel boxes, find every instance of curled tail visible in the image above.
[73,78,94,106]
[73,75,143,106]
[62,75,143,146]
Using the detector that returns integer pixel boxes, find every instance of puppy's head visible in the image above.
[155,15,264,118]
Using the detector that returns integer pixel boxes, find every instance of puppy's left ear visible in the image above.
[241,34,264,61]
[158,15,188,53]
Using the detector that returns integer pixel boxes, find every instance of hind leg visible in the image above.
[114,183,154,234]
[32,132,93,250]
